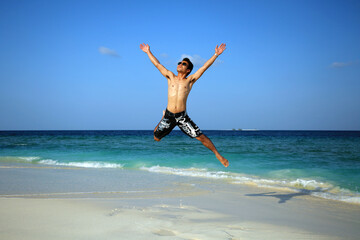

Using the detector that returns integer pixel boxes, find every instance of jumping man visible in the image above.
[140,43,229,167]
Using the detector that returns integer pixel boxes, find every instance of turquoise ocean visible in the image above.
[1,130,359,204]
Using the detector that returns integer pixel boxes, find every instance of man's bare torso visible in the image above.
[166,75,194,113]
[139,43,229,167]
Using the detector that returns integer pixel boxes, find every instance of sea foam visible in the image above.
[38,160,123,169]
[141,165,360,204]
[0,156,123,169]
[0,156,41,163]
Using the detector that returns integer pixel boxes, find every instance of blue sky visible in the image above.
[1,0,359,130]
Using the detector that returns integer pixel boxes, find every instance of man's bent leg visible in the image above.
[153,111,165,141]
[154,134,161,142]
[154,110,175,141]
[175,113,228,167]
[195,134,229,167]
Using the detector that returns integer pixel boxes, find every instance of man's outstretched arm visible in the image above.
[140,43,172,78]
[190,43,226,82]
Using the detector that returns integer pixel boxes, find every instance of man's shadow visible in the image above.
[245,188,322,204]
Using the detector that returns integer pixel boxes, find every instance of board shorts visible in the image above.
[154,109,203,140]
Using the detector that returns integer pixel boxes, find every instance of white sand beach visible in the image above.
[1,165,360,240]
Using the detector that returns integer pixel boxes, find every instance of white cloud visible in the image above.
[180,54,206,67]
[160,53,169,58]
[331,61,353,68]
[99,46,119,57]
[180,54,223,67]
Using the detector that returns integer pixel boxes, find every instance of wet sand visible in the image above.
[1,165,360,239]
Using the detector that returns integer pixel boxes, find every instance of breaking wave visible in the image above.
[0,156,123,169]
[38,159,124,169]
[141,165,360,204]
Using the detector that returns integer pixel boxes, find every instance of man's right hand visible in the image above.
[140,43,150,53]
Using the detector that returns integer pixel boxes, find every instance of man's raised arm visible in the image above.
[140,43,172,78]
[190,43,226,81]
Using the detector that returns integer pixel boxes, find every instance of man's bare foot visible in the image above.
[216,154,229,167]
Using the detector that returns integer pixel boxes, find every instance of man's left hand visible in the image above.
[215,43,226,55]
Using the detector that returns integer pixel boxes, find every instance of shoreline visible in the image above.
[2,161,359,205]
[1,165,360,239]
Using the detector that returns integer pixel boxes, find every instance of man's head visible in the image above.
[177,58,193,77]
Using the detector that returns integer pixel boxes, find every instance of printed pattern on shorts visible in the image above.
[175,114,202,138]
[154,110,202,139]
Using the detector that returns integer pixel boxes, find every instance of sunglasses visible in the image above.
[178,62,188,66]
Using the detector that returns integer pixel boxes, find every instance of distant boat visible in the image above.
[231,129,259,131]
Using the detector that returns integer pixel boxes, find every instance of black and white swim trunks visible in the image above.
[154,109,203,140]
